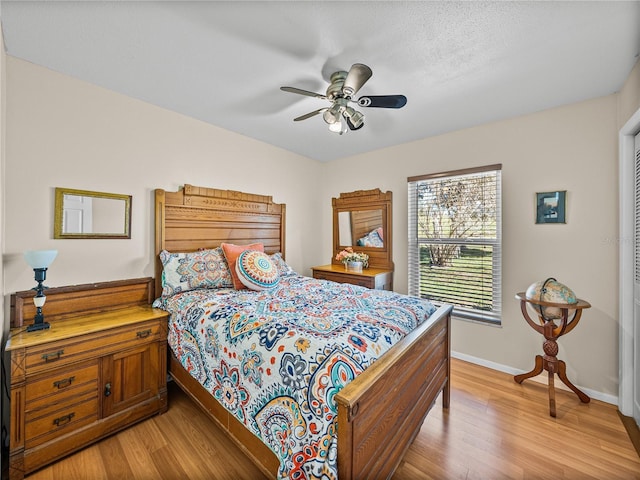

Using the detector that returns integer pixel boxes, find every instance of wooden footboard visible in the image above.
[168,303,452,479]
[335,304,452,479]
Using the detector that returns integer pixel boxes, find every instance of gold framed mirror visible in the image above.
[333,189,393,269]
[54,187,132,239]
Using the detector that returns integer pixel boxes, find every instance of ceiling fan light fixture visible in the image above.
[329,116,348,135]
[344,107,365,129]
[323,110,338,124]
[323,103,342,124]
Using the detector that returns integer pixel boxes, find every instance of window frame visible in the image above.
[408,164,502,324]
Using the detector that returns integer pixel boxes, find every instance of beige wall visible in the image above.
[0,22,5,342]
[324,94,621,398]
[3,57,326,300]
[3,53,638,400]
[618,59,640,129]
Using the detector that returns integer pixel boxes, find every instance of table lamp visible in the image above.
[23,249,58,332]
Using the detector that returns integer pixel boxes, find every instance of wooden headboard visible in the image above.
[154,184,286,297]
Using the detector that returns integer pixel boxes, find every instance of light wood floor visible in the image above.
[26,358,640,479]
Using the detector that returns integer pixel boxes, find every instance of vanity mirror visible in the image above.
[337,209,384,248]
[333,188,393,269]
[312,188,393,290]
[54,187,132,239]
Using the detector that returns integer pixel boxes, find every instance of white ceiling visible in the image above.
[1,1,639,162]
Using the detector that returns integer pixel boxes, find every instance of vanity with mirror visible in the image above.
[54,187,132,239]
[312,188,394,290]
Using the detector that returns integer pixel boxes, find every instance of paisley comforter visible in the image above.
[154,274,436,480]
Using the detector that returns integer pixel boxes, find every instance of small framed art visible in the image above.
[535,191,566,224]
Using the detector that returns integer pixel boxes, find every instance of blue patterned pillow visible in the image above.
[357,228,384,247]
[270,252,296,276]
[236,250,280,291]
[160,247,233,297]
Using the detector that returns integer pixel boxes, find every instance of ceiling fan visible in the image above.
[280,63,407,135]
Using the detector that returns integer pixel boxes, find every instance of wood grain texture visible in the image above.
[332,188,393,270]
[11,278,155,329]
[8,279,168,479]
[335,308,450,479]
[154,184,449,479]
[25,359,640,480]
[350,208,383,244]
[154,186,286,298]
[619,411,640,459]
[394,359,640,480]
[311,264,394,290]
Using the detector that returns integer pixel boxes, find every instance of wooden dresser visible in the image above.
[6,278,168,479]
[324,188,395,292]
[312,264,393,290]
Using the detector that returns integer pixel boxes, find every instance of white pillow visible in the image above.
[235,250,280,291]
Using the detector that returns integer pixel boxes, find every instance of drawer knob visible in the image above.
[53,376,75,390]
[136,329,152,339]
[42,350,64,362]
[53,413,75,427]
[104,382,112,397]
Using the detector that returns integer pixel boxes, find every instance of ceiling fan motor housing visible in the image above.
[326,71,348,100]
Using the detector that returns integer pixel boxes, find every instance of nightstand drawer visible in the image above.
[24,320,162,374]
[25,393,98,448]
[26,361,99,411]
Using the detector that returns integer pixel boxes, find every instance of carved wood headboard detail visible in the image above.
[154,184,286,297]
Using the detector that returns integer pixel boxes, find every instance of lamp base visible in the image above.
[26,321,50,332]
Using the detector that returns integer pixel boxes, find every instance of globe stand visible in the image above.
[513,292,591,417]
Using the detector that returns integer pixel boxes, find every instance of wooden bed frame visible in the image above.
[154,184,452,479]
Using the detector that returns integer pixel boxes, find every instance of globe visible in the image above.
[525,278,577,320]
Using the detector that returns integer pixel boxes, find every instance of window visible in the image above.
[408,164,502,324]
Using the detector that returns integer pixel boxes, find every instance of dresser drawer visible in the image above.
[313,271,374,288]
[24,320,162,375]
[25,392,98,449]
[26,361,99,412]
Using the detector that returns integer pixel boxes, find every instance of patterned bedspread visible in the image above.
[154,274,436,480]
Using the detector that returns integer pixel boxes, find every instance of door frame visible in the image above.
[619,106,640,417]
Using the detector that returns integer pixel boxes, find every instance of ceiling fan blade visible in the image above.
[342,63,373,98]
[293,108,326,121]
[357,95,407,109]
[280,86,327,99]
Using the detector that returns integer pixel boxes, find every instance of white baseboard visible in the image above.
[451,351,618,406]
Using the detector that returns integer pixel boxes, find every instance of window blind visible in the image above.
[408,165,502,323]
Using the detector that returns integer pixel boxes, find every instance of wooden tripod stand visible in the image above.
[514,292,591,417]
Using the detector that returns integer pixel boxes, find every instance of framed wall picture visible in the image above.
[535,191,566,224]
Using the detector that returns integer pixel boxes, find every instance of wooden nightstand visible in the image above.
[312,264,394,290]
[6,278,168,479]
